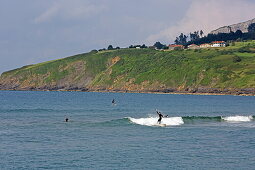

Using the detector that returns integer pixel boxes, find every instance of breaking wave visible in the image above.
[222,116,254,122]
[128,117,184,126]
[126,115,254,127]
[70,115,255,128]
[183,115,254,122]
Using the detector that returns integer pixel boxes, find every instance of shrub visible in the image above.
[90,49,98,53]
[174,47,183,51]
[238,46,251,53]
[108,45,114,50]
[233,55,241,63]
[194,49,201,52]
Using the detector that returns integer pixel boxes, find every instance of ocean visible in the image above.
[0,91,255,169]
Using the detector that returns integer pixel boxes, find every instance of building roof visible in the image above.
[188,44,198,46]
[169,44,184,47]
[212,41,225,44]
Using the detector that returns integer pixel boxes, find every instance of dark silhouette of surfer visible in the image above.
[156,110,168,124]
[112,99,115,104]
[65,117,69,122]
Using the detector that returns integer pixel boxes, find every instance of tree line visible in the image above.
[175,23,255,46]
[91,23,255,52]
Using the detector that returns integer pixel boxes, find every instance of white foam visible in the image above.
[128,116,184,126]
[222,115,253,122]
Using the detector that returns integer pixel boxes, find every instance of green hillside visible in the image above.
[1,41,255,95]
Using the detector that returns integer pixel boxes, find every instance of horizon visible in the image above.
[1,0,255,74]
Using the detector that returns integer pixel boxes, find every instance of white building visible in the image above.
[200,43,211,48]
[211,41,226,47]
[188,44,200,49]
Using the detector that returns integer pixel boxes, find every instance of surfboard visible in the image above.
[155,124,166,127]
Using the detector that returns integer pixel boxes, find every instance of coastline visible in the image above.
[1,88,255,96]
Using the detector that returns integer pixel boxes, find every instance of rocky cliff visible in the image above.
[210,18,255,34]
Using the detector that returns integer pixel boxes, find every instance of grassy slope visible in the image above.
[1,41,255,91]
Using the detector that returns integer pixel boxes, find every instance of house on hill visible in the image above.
[211,41,226,47]
[200,43,211,48]
[188,44,200,49]
[168,44,184,50]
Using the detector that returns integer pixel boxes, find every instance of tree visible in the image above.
[235,30,243,37]
[153,42,164,49]
[174,33,187,45]
[174,37,180,45]
[90,49,98,53]
[98,48,106,51]
[179,33,187,45]
[200,30,204,37]
[162,45,168,50]
[141,44,147,48]
[108,45,114,50]
[190,31,200,41]
[248,23,255,33]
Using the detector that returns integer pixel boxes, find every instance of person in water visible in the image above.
[112,99,115,104]
[65,117,69,122]
[156,110,168,124]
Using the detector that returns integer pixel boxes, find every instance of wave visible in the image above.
[127,115,254,127]
[222,115,254,122]
[182,116,222,121]
[183,115,254,122]
[128,117,184,127]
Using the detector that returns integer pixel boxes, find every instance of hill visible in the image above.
[1,41,255,95]
[210,18,255,34]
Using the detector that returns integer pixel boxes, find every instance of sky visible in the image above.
[0,0,255,73]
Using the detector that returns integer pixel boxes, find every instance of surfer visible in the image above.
[112,99,115,104]
[156,110,168,124]
[65,117,69,122]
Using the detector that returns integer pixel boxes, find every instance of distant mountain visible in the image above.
[210,18,255,34]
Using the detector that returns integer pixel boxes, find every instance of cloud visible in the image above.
[34,0,106,23]
[146,0,255,44]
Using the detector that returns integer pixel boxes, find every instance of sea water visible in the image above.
[0,91,255,169]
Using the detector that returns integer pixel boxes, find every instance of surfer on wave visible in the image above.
[156,110,168,124]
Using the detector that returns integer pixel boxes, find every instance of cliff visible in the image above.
[210,18,255,34]
[1,41,255,95]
